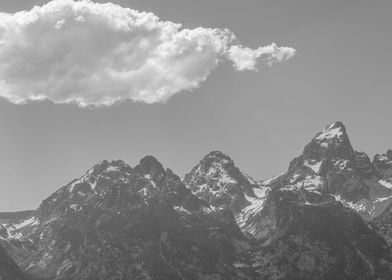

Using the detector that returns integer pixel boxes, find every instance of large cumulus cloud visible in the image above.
[0,0,295,106]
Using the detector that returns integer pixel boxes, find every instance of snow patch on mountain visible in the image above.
[68,168,94,192]
[332,194,367,212]
[315,123,344,142]
[3,216,40,239]
[379,180,392,189]
[253,187,269,198]
[243,193,267,214]
[304,160,322,174]
[376,155,390,162]
[201,205,220,214]
[262,173,285,185]
[174,206,191,215]
[105,166,120,173]
[334,159,350,170]
[282,175,324,194]
[8,216,39,230]
[235,186,270,237]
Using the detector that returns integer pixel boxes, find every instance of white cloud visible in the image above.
[228,43,296,71]
[0,0,295,107]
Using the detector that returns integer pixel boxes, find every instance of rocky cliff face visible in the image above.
[0,209,28,280]
[370,151,392,249]
[373,150,392,183]
[372,203,392,248]
[0,243,27,280]
[284,122,368,202]
[184,151,270,239]
[184,151,261,213]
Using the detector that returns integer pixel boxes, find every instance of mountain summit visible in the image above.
[285,121,369,203]
[184,151,262,213]
[262,121,392,221]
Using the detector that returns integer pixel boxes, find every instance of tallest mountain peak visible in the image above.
[327,120,345,129]
[287,121,369,202]
[323,121,346,134]
[298,121,353,167]
[314,121,347,143]
[303,121,353,157]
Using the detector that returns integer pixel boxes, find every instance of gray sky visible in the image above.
[0,0,391,211]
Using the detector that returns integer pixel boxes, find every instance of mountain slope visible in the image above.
[372,203,392,248]
[184,151,270,237]
[370,151,392,248]
[373,150,392,183]
[245,186,392,280]
[0,243,27,280]
[0,211,28,280]
[184,151,260,212]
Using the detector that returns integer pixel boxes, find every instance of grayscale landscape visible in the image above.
[0,1,391,279]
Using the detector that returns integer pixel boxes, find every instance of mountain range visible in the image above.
[1,121,392,280]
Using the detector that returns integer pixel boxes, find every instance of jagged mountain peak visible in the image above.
[65,159,133,193]
[374,149,392,163]
[88,159,132,175]
[191,150,236,175]
[354,151,374,177]
[319,120,345,132]
[289,121,354,172]
[282,121,372,203]
[34,155,202,224]
[286,122,352,176]
[305,121,352,157]
[34,160,135,220]
[185,151,257,188]
[91,159,128,169]
[133,155,166,183]
[373,149,392,183]
[314,121,347,141]
[137,155,164,168]
[204,150,233,161]
[184,151,266,216]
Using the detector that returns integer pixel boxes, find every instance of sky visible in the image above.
[0,0,391,211]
